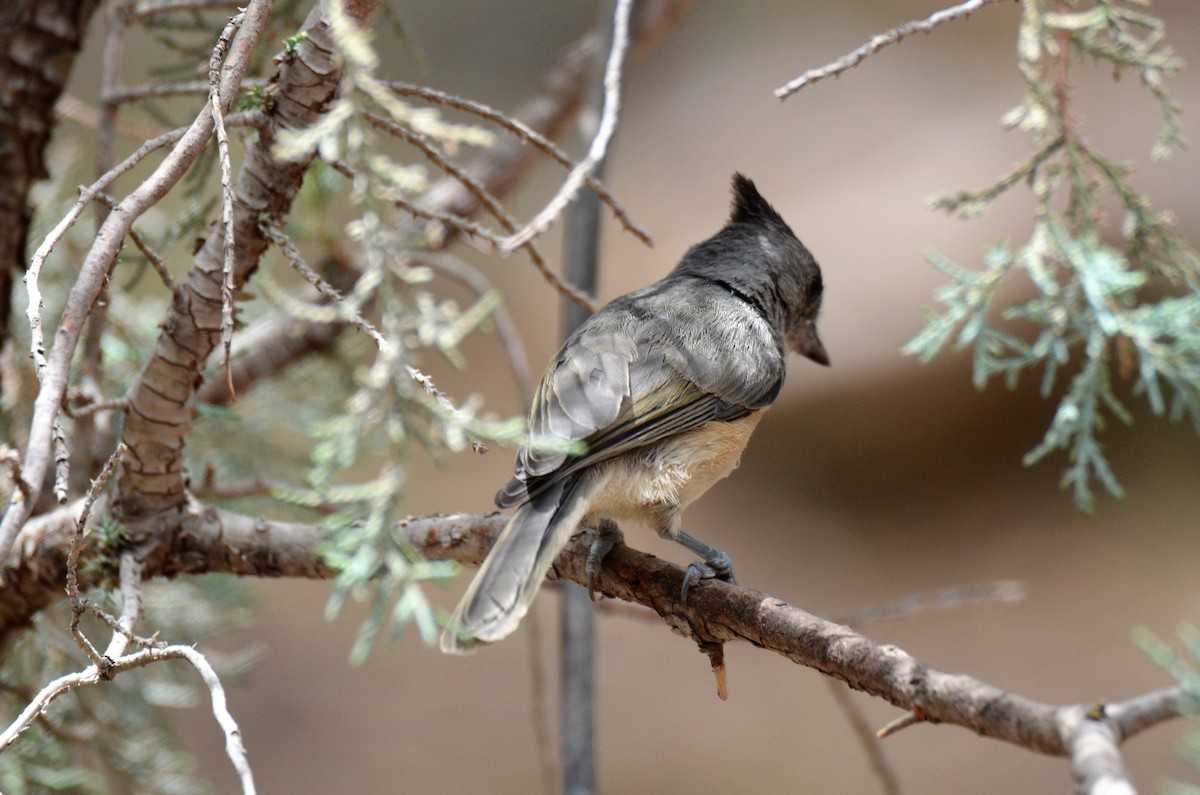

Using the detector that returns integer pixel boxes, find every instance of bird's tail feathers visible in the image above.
[440,475,594,654]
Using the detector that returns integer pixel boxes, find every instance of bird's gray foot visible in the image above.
[676,531,737,602]
[586,518,623,601]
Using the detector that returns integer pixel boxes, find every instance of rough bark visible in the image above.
[0,0,101,350]
[115,0,384,516]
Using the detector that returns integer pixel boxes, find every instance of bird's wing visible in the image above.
[496,281,784,508]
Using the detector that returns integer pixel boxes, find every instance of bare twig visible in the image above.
[95,191,178,294]
[260,219,387,350]
[54,94,165,140]
[76,4,129,499]
[66,443,126,667]
[129,0,242,22]
[836,580,1028,627]
[63,397,130,420]
[823,579,1027,793]
[363,112,595,312]
[106,78,267,104]
[211,10,246,402]
[165,643,257,794]
[498,0,634,252]
[877,710,926,739]
[0,669,99,752]
[774,0,1013,99]
[385,81,651,246]
[103,553,147,660]
[414,251,535,407]
[0,641,256,794]
[826,680,904,795]
[406,366,485,453]
[0,447,30,503]
[192,476,273,501]
[24,109,264,338]
[50,420,70,504]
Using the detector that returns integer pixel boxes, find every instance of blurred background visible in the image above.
[81,0,1197,791]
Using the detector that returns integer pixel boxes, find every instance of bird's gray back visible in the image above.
[496,278,784,508]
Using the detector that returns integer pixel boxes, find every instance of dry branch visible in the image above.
[0,501,1183,792]
[774,0,1013,99]
[499,0,634,252]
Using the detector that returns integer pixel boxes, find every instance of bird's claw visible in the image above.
[680,555,736,602]
[585,520,622,601]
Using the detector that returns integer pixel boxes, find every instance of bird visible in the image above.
[440,173,827,654]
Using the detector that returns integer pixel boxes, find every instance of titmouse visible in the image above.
[441,173,827,653]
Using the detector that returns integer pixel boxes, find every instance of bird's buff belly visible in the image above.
[584,411,764,528]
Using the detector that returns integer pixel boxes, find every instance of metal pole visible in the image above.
[559,3,617,788]
[559,153,604,795]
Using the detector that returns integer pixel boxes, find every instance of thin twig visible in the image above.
[51,420,70,504]
[498,0,634,252]
[930,136,1066,216]
[260,219,388,350]
[825,680,904,795]
[77,5,127,501]
[210,10,245,402]
[95,191,179,294]
[0,447,31,502]
[23,124,265,388]
[63,397,130,420]
[774,0,1013,99]
[66,443,126,667]
[413,251,535,408]
[877,709,927,739]
[24,109,264,350]
[129,0,242,22]
[106,78,267,104]
[835,580,1028,628]
[102,553,147,661]
[362,112,595,312]
[192,476,273,501]
[55,94,164,140]
[0,642,256,794]
[326,156,529,257]
[385,81,651,246]
[406,365,486,453]
[823,579,1026,792]
[163,644,257,794]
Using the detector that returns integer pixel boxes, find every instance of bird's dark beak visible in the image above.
[789,320,829,366]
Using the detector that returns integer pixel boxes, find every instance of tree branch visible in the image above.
[115,0,384,517]
[0,0,274,566]
[498,0,634,253]
[774,0,1013,99]
[0,501,1183,791]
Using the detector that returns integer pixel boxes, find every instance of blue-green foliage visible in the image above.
[1134,627,1200,793]
[905,0,1199,512]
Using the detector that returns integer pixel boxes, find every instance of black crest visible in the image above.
[729,173,787,229]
